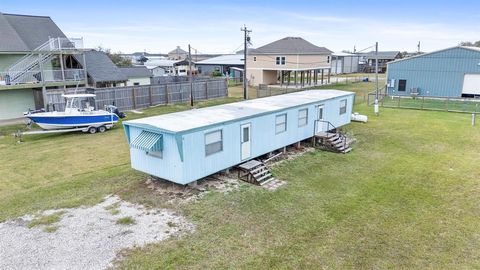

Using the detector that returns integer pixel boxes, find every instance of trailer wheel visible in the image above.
[88,127,97,134]
[98,126,106,133]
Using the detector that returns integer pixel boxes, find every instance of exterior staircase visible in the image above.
[314,120,354,154]
[315,131,353,154]
[8,53,54,84]
[237,160,276,186]
[5,37,78,85]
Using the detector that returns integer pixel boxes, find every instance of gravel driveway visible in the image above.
[0,196,194,270]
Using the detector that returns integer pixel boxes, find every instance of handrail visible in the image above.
[314,119,347,151]
[7,37,80,74]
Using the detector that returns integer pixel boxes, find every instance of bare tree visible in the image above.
[459,41,480,47]
[96,46,133,67]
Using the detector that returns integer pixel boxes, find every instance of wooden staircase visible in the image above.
[315,131,353,154]
[237,160,275,186]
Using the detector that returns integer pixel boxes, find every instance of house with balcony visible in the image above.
[246,37,333,87]
[0,12,88,120]
[0,12,129,121]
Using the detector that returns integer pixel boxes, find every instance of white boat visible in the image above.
[25,94,124,132]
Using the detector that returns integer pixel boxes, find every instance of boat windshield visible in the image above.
[65,97,94,111]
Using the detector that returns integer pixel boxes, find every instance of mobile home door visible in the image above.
[315,105,325,134]
[240,123,251,160]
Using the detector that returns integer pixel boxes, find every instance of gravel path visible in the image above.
[0,196,194,270]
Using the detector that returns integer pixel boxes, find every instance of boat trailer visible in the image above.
[14,123,114,140]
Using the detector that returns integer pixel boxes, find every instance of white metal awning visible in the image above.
[130,130,163,152]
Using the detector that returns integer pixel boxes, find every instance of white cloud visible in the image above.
[62,8,480,54]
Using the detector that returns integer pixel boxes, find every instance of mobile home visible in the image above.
[123,90,355,185]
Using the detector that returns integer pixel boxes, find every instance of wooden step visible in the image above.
[253,170,269,178]
[250,166,266,175]
[256,173,272,183]
[259,177,276,186]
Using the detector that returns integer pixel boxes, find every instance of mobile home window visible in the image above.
[339,99,347,115]
[147,150,162,159]
[298,108,308,127]
[276,56,286,65]
[205,130,223,156]
[398,79,407,91]
[275,114,287,134]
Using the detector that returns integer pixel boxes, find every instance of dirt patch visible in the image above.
[265,145,316,168]
[143,172,244,204]
[140,144,314,199]
[0,195,194,270]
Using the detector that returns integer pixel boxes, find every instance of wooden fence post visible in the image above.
[205,81,208,99]
[132,87,137,109]
[149,85,153,106]
[165,85,169,104]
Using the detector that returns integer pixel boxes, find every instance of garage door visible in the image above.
[462,74,480,95]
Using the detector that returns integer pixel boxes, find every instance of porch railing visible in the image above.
[0,69,85,86]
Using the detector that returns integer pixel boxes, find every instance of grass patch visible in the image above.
[27,211,65,228]
[43,225,59,233]
[104,202,121,215]
[382,96,480,113]
[116,216,136,225]
[166,221,177,228]
[109,209,120,215]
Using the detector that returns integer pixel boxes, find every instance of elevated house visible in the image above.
[357,51,401,73]
[246,37,333,87]
[0,12,86,120]
[123,89,355,185]
[119,66,153,86]
[386,46,480,98]
[0,12,131,121]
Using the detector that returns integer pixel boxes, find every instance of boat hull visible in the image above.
[27,114,119,130]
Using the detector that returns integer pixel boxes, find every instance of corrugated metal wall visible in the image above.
[386,47,480,97]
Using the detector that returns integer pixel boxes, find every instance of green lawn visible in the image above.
[1,81,479,269]
[382,96,480,113]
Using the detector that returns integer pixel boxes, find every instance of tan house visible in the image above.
[168,46,188,60]
[246,37,332,87]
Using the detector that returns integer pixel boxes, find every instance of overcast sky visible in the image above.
[2,0,479,54]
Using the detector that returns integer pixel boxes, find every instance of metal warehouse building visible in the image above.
[386,46,480,98]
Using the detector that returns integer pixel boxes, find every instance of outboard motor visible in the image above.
[106,105,126,119]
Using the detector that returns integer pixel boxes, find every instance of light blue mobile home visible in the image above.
[123,90,355,185]
[386,46,480,97]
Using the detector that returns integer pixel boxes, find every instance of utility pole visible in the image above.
[188,44,193,107]
[374,41,379,116]
[241,25,251,99]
